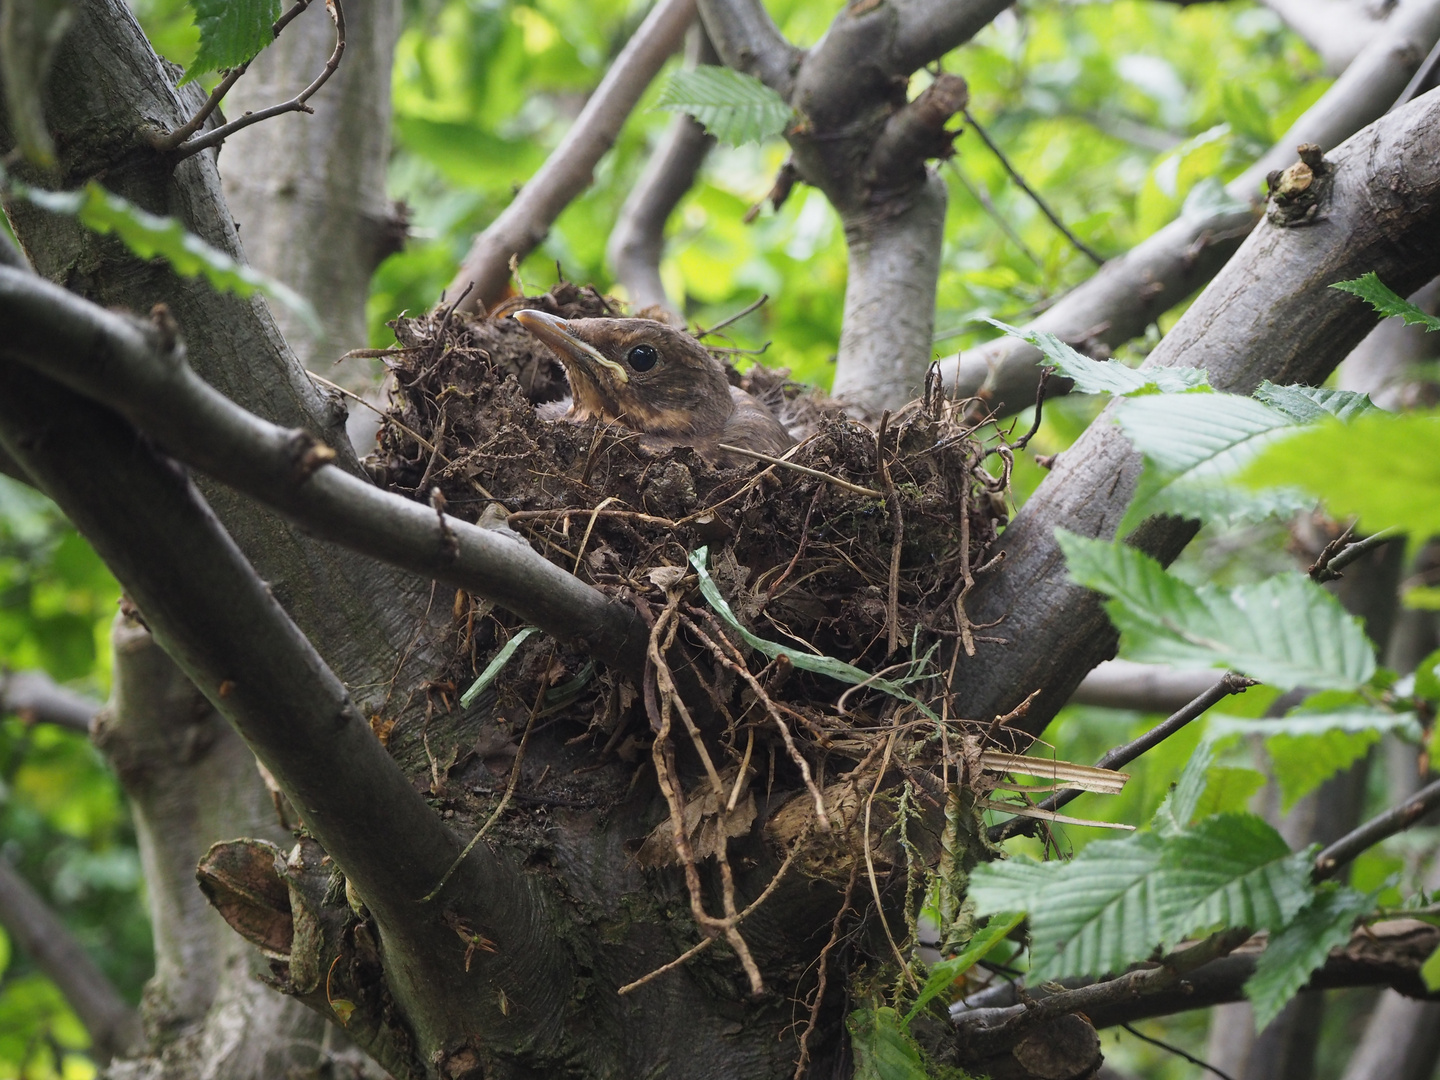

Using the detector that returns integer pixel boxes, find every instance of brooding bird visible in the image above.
[512,310,794,466]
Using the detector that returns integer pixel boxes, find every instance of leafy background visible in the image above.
[5,0,1428,1077]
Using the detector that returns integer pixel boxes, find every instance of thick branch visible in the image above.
[450,0,697,312]
[0,268,650,680]
[0,857,140,1061]
[0,669,99,732]
[951,89,1440,733]
[693,0,799,95]
[0,365,564,1070]
[937,0,1440,418]
[607,25,718,317]
[1261,0,1390,72]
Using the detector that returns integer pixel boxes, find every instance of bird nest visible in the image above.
[366,282,1032,992]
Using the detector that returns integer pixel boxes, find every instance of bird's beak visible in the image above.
[512,309,629,384]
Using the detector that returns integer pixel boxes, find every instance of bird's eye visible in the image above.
[626,344,659,372]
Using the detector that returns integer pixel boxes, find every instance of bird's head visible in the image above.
[512,311,734,439]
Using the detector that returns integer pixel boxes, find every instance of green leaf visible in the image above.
[1207,709,1420,812]
[655,66,792,146]
[688,548,938,720]
[847,1007,930,1080]
[183,0,280,83]
[0,0,75,166]
[1056,531,1376,691]
[7,176,323,336]
[1246,885,1373,1028]
[1153,739,1213,834]
[1152,814,1315,942]
[1252,381,1379,424]
[1332,272,1440,333]
[1408,587,1440,611]
[1414,648,1440,704]
[1422,941,1440,992]
[904,912,1024,1025]
[983,319,1209,395]
[1116,393,1311,532]
[460,627,539,708]
[1241,410,1440,541]
[969,833,1166,980]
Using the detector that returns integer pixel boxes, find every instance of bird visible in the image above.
[512,310,795,466]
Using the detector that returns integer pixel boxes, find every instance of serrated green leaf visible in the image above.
[1246,885,1372,1028]
[1154,739,1214,834]
[847,1007,930,1080]
[183,0,280,83]
[1056,531,1376,691]
[1241,410,1440,541]
[1253,381,1379,424]
[1208,709,1420,811]
[983,319,1209,395]
[655,66,792,146]
[970,833,1166,980]
[904,912,1024,1025]
[1193,767,1266,820]
[6,176,322,336]
[1152,814,1315,942]
[1116,393,1310,532]
[1332,272,1440,332]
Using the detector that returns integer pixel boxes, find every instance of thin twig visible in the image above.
[962,106,1104,266]
[150,0,317,152]
[1314,775,1440,881]
[714,443,884,498]
[793,864,859,1080]
[1118,1023,1238,1080]
[944,160,1041,268]
[1310,526,1400,583]
[171,0,348,161]
[988,672,1255,842]
[1009,368,1052,452]
[695,294,769,339]
[863,730,919,991]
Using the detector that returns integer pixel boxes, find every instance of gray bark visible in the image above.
[219,0,402,377]
[950,88,1440,733]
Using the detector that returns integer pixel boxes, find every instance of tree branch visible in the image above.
[1314,777,1440,881]
[1260,0,1391,73]
[0,363,564,1072]
[693,0,799,95]
[607,24,717,318]
[0,268,649,681]
[0,857,140,1061]
[450,0,697,312]
[0,669,99,733]
[952,920,1440,1036]
[988,672,1255,842]
[1069,659,1227,712]
[936,0,1440,419]
[951,88,1440,734]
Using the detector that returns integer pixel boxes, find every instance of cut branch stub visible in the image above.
[196,838,294,960]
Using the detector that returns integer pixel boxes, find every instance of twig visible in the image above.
[1118,1022,1238,1080]
[1310,526,1400,583]
[988,672,1255,842]
[793,864,859,1079]
[149,0,317,152]
[945,160,1041,268]
[714,443,884,498]
[962,107,1103,265]
[863,729,918,990]
[169,0,347,161]
[449,0,697,310]
[695,293,769,339]
[1314,776,1440,881]
[1009,369,1052,452]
